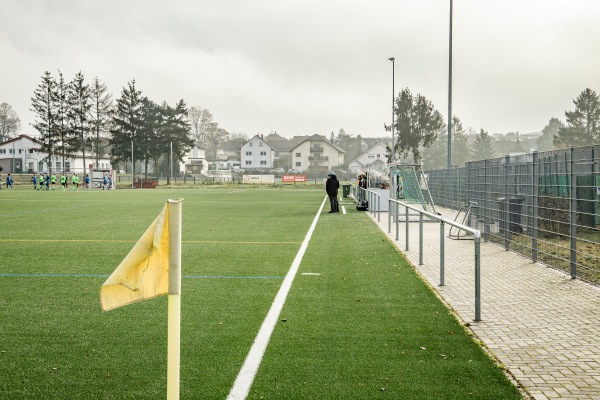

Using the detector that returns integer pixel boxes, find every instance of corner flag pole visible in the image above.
[167,199,183,400]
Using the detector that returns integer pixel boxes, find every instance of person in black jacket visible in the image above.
[326,171,340,213]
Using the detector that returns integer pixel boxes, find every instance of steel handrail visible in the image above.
[388,198,482,321]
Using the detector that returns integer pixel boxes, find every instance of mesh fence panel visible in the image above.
[426,145,600,284]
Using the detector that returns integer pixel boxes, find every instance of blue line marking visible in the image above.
[0,273,284,279]
[0,205,88,217]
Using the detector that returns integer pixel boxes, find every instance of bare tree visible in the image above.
[0,103,21,141]
[188,106,214,148]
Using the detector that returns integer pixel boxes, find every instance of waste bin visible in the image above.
[342,184,351,198]
[497,196,524,233]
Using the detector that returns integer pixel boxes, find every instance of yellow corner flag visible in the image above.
[100,202,171,311]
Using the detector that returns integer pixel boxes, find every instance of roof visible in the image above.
[0,134,42,147]
[289,134,345,153]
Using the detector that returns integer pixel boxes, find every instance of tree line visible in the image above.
[365,86,600,170]
[29,70,231,179]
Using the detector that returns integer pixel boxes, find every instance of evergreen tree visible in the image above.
[53,70,73,172]
[139,97,162,178]
[160,99,193,182]
[31,71,57,173]
[89,77,113,168]
[394,88,443,164]
[110,80,144,176]
[537,117,564,151]
[554,88,600,146]
[421,124,448,171]
[68,71,92,175]
[450,116,469,167]
[470,128,495,161]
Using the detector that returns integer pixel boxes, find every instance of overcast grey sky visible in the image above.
[2,0,600,139]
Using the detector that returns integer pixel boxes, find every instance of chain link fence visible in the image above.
[427,145,600,284]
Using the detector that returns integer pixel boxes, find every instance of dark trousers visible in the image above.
[329,195,339,212]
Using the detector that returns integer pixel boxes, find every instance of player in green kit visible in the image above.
[51,173,56,190]
[61,174,67,191]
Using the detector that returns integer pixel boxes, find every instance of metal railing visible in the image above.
[388,198,482,321]
[366,189,381,222]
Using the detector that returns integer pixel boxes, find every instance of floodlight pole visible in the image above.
[131,140,134,189]
[389,57,395,199]
[447,0,453,169]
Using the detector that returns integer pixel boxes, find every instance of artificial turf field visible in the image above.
[0,188,522,399]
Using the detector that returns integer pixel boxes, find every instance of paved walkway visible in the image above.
[367,207,600,400]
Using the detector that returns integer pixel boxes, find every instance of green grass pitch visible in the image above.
[0,188,521,399]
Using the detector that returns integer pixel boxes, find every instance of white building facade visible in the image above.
[290,135,344,172]
[240,135,274,169]
[0,134,111,174]
[348,143,388,174]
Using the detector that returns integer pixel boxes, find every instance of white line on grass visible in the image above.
[227,195,327,400]
[342,206,346,214]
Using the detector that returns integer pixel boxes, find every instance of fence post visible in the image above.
[440,221,445,286]
[405,206,409,251]
[569,146,577,278]
[395,201,399,241]
[474,234,481,321]
[419,212,423,265]
[483,159,489,242]
[504,155,510,251]
[532,151,539,262]
[377,195,380,222]
[388,200,391,233]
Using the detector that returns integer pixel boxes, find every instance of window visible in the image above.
[259,142,263,147]
[295,162,301,167]
[295,152,301,157]
[246,151,252,156]
[9,149,13,154]
[245,161,252,165]
[249,142,253,147]
[368,155,374,158]
[260,160,267,165]
[260,151,266,156]
[65,161,71,172]
[18,149,22,154]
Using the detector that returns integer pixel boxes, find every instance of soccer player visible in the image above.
[85,174,90,189]
[60,173,67,191]
[45,173,50,191]
[51,173,57,190]
[38,173,44,190]
[102,174,108,190]
[71,174,78,191]
[32,174,37,190]
[6,173,13,189]
[107,175,113,190]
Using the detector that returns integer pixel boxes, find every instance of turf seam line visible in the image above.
[227,195,327,400]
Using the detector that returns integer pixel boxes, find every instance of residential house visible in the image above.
[181,145,208,175]
[240,135,275,169]
[288,134,344,172]
[348,143,388,174]
[0,134,111,173]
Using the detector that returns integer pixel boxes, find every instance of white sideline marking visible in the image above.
[301,272,321,276]
[227,195,327,400]
[342,206,346,214]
